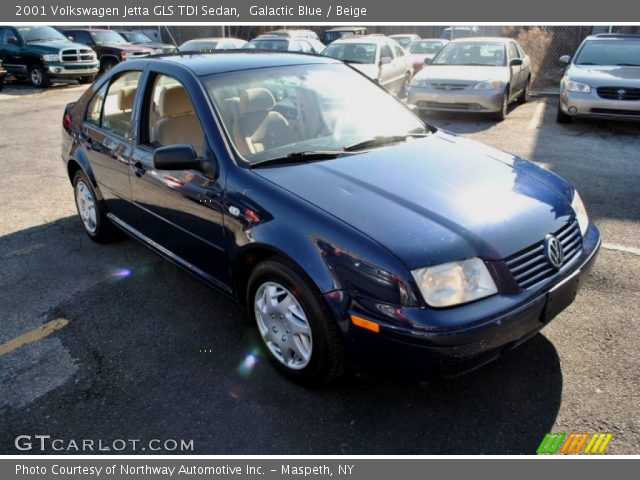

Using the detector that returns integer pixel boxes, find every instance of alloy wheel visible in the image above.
[75,180,97,234]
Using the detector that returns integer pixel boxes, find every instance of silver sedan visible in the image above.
[408,37,532,120]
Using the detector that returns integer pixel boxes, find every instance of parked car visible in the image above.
[265,29,320,41]
[62,28,155,74]
[243,35,325,54]
[0,26,99,87]
[61,52,600,384]
[0,58,6,91]
[322,35,413,96]
[116,30,177,54]
[409,37,532,120]
[389,34,421,49]
[321,27,367,44]
[179,37,246,52]
[557,33,640,123]
[407,39,449,73]
[440,26,479,40]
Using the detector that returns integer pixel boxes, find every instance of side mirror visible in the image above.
[559,55,571,64]
[510,58,523,66]
[67,36,75,42]
[424,57,432,65]
[153,144,214,176]
[7,36,19,45]
[379,56,392,66]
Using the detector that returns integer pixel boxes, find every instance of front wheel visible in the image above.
[556,105,573,123]
[517,79,530,104]
[73,170,121,243]
[29,64,50,88]
[492,89,509,121]
[247,258,345,385]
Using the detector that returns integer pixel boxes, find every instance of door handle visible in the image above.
[133,161,146,177]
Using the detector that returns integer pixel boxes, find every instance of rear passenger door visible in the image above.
[80,69,143,221]
[128,71,230,290]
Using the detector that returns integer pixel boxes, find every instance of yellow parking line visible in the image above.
[0,318,69,357]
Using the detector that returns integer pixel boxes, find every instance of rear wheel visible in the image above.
[73,170,121,243]
[517,78,530,104]
[556,105,573,123]
[29,64,50,88]
[247,258,345,385]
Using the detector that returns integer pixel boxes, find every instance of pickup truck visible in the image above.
[0,26,99,87]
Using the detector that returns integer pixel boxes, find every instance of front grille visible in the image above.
[590,108,640,116]
[61,48,95,63]
[596,86,640,101]
[422,101,473,110]
[430,83,470,91]
[505,221,582,290]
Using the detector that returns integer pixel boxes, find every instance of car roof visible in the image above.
[586,33,640,40]
[450,37,514,44]
[182,37,230,42]
[63,28,114,33]
[151,51,340,76]
[325,27,366,32]
[330,35,388,45]
[390,34,420,37]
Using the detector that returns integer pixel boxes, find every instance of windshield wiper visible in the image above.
[250,151,349,168]
[616,63,640,67]
[343,133,429,152]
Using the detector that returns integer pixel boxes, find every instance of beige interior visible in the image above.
[154,85,205,156]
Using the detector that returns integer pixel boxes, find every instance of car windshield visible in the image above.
[17,26,66,42]
[391,37,413,48]
[575,40,640,66]
[91,31,128,45]
[181,40,219,51]
[244,39,289,50]
[409,41,445,54]
[432,42,506,66]
[122,32,152,43]
[202,63,428,165]
[323,31,356,43]
[322,43,377,64]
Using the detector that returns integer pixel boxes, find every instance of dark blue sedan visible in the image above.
[61,52,600,384]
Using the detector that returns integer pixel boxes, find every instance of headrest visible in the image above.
[239,88,275,115]
[159,86,193,117]
[117,87,136,111]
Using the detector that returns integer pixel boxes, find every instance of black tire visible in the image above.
[517,78,530,104]
[556,105,573,123]
[78,76,95,85]
[100,58,118,76]
[29,64,50,88]
[72,170,121,243]
[247,258,345,385]
[492,88,509,121]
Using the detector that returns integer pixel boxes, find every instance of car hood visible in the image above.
[99,43,153,52]
[254,132,574,269]
[567,65,640,85]
[27,40,86,52]
[416,65,511,84]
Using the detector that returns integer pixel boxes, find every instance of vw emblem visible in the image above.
[617,89,626,99]
[445,84,452,90]
[544,235,564,269]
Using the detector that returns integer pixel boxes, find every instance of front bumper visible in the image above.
[561,89,640,120]
[408,85,503,112]
[44,62,99,79]
[327,224,601,364]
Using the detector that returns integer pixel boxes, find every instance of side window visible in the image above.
[508,43,520,60]
[86,83,108,126]
[102,71,142,138]
[145,74,205,156]
[516,43,526,58]
[380,43,392,61]
[288,41,302,52]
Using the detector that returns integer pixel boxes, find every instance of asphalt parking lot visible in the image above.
[0,81,638,454]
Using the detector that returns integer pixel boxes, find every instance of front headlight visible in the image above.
[41,54,59,62]
[411,257,498,308]
[563,79,591,93]
[473,80,504,90]
[411,78,430,88]
[571,190,589,236]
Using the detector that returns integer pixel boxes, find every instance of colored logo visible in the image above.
[537,432,613,455]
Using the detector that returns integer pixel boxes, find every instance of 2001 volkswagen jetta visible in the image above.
[61,52,600,384]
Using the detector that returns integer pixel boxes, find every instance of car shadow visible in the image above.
[0,216,562,455]
[420,106,519,134]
